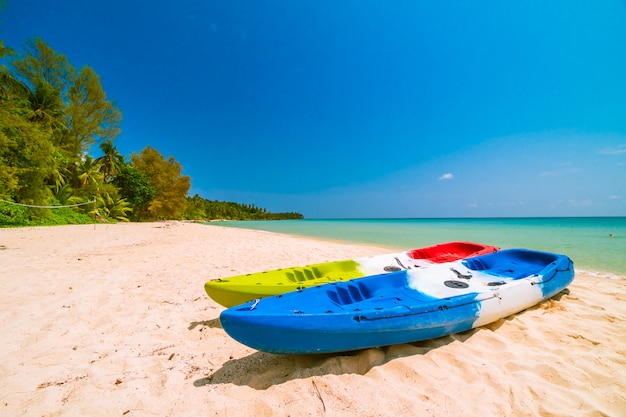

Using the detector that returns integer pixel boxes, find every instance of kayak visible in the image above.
[219,248,574,354]
[205,241,499,307]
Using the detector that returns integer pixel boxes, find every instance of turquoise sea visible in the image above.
[207,217,626,277]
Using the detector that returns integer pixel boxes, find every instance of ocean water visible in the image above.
[206,217,626,277]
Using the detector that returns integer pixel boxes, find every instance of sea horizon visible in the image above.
[206,216,626,278]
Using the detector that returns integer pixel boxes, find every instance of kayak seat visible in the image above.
[463,249,559,280]
[284,261,363,283]
[285,267,329,283]
[327,283,368,305]
[429,252,458,263]
[327,271,408,305]
[407,242,489,261]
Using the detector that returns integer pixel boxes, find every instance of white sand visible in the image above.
[1,222,624,417]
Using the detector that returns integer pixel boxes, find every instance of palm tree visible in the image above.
[66,155,102,203]
[53,184,81,206]
[0,70,66,133]
[75,155,102,188]
[98,192,132,222]
[24,78,66,132]
[0,71,30,100]
[95,139,124,183]
[0,65,64,206]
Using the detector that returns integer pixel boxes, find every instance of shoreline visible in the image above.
[199,222,626,280]
[1,222,624,416]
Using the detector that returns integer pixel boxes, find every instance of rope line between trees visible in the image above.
[0,199,95,209]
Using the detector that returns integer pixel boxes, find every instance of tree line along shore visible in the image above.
[0,37,302,227]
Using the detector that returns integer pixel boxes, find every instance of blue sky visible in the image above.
[2,0,626,218]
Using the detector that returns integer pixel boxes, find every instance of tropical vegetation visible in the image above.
[0,36,303,226]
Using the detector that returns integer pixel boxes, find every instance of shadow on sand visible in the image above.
[192,329,480,390]
[188,318,222,330]
[192,289,571,390]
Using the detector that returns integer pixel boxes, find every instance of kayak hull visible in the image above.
[219,249,574,354]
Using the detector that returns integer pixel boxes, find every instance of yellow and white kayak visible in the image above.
[204,241,499,307]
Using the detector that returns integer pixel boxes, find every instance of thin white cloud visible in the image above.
[610,195,621,200]
[438,173,454,180]
[569,199,593,207]
[539,164,580,177]
[599,144,626,155]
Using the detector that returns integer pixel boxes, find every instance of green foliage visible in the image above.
[1,37,118,208]
[131,146,190,220]
[64,66,122,155]
[53,184,78,205]
[0,201,32,226]
[0,111,58,205]
[97,192,132,222]
[73,155,103,197]
[12,38,74,93]
[38,206,95,225]
[183,194,304,221]
[96,139,124,182]
[0,36,303,226]
[7,37,121,155]
[0,201,94,227]
[113,163,156,221]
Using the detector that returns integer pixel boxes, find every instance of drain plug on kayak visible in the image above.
[384,266,402,272]
[444,280,469,289]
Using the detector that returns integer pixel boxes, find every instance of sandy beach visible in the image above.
[1,222,624,417]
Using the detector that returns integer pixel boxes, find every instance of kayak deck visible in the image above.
[205,241,499,307]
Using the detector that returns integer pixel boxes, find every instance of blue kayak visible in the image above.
[219,248,575,354]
